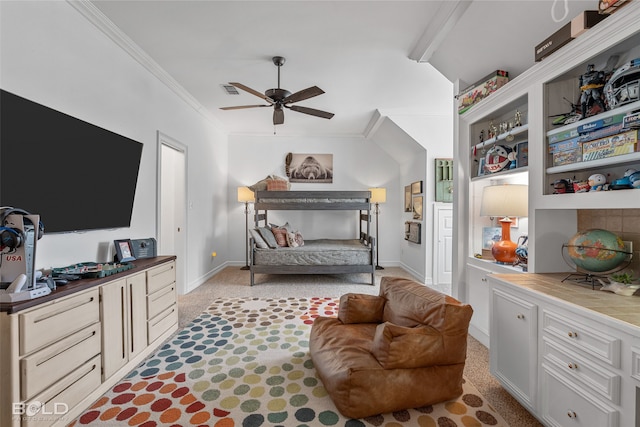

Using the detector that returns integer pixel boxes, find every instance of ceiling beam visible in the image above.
[409,0,472,63]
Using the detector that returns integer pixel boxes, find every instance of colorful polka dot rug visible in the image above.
[69,297,507,426]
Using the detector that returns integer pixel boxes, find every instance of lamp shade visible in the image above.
[369,187,387,204]
[237,186,254,203]
[480,184,528,218]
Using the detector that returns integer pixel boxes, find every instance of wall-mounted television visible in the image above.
[1,89,143,233]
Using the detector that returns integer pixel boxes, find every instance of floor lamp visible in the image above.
[237,186,254,270]
[480,184,528,265]
[369,187,386,270]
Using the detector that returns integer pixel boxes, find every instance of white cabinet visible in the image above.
[101,273,147,380]
[490,286,538,413]
[489,273,640,427]
[0,256,178,427]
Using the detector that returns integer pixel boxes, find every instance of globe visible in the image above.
[565,229,628,273]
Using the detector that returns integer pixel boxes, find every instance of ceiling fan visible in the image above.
[220,56,334,125]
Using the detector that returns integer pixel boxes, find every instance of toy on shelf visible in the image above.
[551,178,574,194]
[610,168,638,189]
[588,173,608,191]
[579,64,607,119]
[484,145,515,174]
[604,58,640,110]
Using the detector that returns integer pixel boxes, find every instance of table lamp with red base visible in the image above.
[480,184,528,265]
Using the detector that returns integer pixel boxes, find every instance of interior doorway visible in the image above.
[157,132,187,294]
[433,203,453,293]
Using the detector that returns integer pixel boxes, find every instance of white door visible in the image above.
[434,204,453,289]
[157,132,187,294]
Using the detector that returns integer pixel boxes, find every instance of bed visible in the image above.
[249,190,375,286]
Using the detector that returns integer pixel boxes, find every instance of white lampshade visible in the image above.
[369,187,387,204]
[237,186,254,203]
[480,184,528,218]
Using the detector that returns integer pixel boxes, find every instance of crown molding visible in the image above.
[66,0,225,129]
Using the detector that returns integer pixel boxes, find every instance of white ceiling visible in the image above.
[89,0,596,137]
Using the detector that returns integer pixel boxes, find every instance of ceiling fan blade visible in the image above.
[273,106,284,125]
[288,105,334,119]
[220,104,270,110]
[282,86,324,104]
[229,82,273,103]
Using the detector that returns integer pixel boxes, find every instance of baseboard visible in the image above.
[184,261,232,294]
[468,324,490,348]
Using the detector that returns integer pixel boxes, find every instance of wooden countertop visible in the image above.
[490,273,640,332]
[0,256,176,314]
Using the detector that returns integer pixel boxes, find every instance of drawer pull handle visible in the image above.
[568,363,578,370]
[34,296,95,323]
[567,410,577,418]
[516,314,524,319]
[567,331,578,338]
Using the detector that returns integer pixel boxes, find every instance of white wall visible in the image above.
[1,1,228,291]
[227,134,402,267]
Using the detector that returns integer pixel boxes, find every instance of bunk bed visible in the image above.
[249,190,375,286]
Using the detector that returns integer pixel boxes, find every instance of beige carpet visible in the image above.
[178,266,543,427]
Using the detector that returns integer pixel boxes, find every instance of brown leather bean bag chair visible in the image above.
[309,276,473,419]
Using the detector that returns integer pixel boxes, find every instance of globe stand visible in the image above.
[561,243,632,290]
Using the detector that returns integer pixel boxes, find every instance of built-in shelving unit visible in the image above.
[453,4,640,426]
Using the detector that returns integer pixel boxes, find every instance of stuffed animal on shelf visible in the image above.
[588,173,608,191]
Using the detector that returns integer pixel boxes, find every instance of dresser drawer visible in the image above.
[21,322,101,400]
[543,309,620,368]
[147,282,176,319]
[148,303,177,343]
[543,337,620,404]
[146,261,176,294]
[542,364,618,427]
[22,354,102,427]
[19,289,100,355]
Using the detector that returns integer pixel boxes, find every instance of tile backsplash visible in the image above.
[577,209,640,274]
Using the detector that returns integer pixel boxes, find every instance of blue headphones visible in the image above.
[0,208,44,251]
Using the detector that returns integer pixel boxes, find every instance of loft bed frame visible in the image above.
[249,190,375,286]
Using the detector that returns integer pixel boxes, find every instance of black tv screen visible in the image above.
[0,89,143,233]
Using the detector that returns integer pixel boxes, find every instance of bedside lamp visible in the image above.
[237,186,255,270]
[480,184,528,264]
[369,187,386,270]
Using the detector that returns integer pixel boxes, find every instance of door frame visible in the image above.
[157,131,188,294]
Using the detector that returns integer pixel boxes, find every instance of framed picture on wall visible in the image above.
[404,185,412,212]
[286,153,333,183]
[412,196,423,220]
[411,180,423,194]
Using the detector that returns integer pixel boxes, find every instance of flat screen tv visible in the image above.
[0,89,143,233]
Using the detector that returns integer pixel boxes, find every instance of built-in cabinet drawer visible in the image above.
[543,337,620,404]
[543,309,621,368]
[148,304,178,343]
[146,261,176,294]
[19,289,99,355]
[21,322,101,400]
[542,364,619,427]
[147,282,176,319]
[23,354,102,427]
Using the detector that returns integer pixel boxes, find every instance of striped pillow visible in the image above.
[271,226,288,247]
[266,179,289,191]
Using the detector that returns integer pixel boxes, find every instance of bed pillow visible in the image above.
[266,179,289,191]
[286,230,304,247]
[249,175,291,192]
[270,222,293,233]
[249,228,269,249]
[257,227,278,248]
[271,226,289,247]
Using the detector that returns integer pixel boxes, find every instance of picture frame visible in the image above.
[404,185,412,212]
[286,153,333,183]
[412,195,423,220]
[477,158,486,177]
[411,180,422,194]
[516,141,529,168]
[114,239,136,262]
